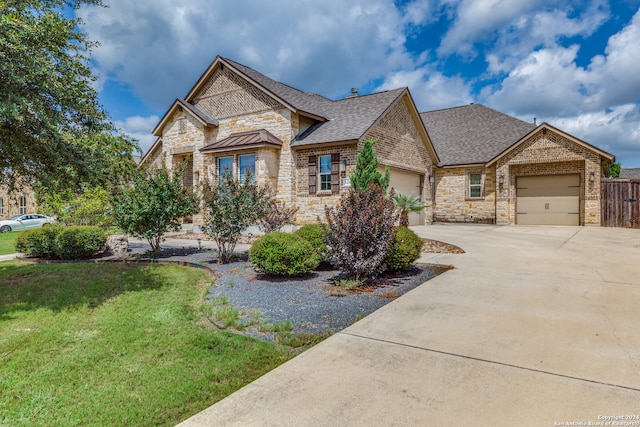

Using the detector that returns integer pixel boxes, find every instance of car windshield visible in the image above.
[9,215,23,220]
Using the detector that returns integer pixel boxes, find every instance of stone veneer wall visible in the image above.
[294,144,358,223]
[495,128,602,225]
[433,166,497,223]
[0,185,38,219]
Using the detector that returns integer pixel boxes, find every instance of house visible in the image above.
[0,185,37,220]
[140,55,614,227]
[141,56,437,226]
[421,105,614,225]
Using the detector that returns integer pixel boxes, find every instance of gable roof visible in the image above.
[200,129,283,153]
[185,56,333,121]
[420,104,536,167]
[291,88,407,146]
[152,99,218,137]
[487,121,615,166]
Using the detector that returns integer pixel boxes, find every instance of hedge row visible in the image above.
[15,225,107,260]
[249,225,422,277]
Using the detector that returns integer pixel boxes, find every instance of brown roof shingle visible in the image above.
[620,168,640,179]
[420,104,536,167]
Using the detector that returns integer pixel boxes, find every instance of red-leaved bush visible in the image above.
[322,184,398,283]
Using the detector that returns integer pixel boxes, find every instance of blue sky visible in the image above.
[76,0,640,167]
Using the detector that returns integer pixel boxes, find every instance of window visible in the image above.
[318,155,332,191]
[0,197,3,215]
[468,173,483,199]
[19,196,27,214]
[218,157,233,178]
[238,154,256,182]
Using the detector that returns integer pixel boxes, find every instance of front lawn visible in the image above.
[0,261,292,426]
[0,231,18,255]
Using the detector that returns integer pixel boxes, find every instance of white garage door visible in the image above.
[516,175,580,226]
[383,167,424,226]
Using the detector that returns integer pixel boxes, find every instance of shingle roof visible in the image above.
[200,129,283,153]
[291,88,407,147]
[420,104,536,166]
[180,100,218,126]
[620,168,640,179]
[222,57,334,119]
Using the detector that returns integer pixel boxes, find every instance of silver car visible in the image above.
[0,214,56,233]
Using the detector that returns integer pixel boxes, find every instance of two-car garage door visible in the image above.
[516,174,580,226]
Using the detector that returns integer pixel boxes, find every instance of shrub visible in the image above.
[15,225,63,258]
[323,184,398,283]
[385,226,423,271]
[54,226,107,259]
[258,199,299,233]
[15,225,106,259]
[294,224,326,258]
[249,232,321,276]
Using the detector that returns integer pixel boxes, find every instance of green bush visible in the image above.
[249,232,321,276]
[294,224,326,258]
[15,225,63,258]
[385,226,423,271]
[15,225,106,259]
[54,226,107,259]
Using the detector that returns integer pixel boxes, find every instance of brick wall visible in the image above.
[495,128,602,225]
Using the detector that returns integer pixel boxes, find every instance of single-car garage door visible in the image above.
[516,174,580,225]
[383,167,424,226]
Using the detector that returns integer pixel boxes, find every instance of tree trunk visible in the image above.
[400,211,409,227]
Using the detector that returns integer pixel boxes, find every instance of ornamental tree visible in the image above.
[350,139,390,192]
[392,192,427,227]
[201,173,271,264]
[112,165,199,255]
[322,183,398,284]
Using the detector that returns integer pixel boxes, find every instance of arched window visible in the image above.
[19,195,27,214]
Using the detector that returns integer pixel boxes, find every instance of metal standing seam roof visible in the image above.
[199,129,284,152]
[420,104,536,167]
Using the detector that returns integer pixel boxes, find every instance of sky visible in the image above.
[75,0,640,167]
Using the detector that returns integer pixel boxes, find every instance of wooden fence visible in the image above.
[601,179,640,228]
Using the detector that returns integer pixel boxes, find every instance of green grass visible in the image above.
[0,261,292,427]
[0,231,19,255]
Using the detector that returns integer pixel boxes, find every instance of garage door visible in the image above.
[516,175,580,225]
[383,167,424,226]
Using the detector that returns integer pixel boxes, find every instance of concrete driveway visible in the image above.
[178,225,640,427]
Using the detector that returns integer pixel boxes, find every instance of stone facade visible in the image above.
[433,166,497,223]
[0,185,38,219]
[494,128,602,225]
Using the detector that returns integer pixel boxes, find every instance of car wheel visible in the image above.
[0,225,11,233]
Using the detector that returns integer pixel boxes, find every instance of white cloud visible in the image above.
[377,68,473,111]
[78,0,416,108]
[115,115,159,155]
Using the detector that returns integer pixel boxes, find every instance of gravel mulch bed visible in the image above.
[104,240,454,349]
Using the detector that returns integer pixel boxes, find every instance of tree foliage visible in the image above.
[323,184,398,283]
[39,186,115,227]
[350,139,390,192]
[257,197,298,233]
[0,0,138,192]
[112,165,199,255]
[609,162,621,178]
[392,192,426,227]
[201,173,271,264]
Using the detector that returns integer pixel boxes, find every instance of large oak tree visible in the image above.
[0,0,137,192]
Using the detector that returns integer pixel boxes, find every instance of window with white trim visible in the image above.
[318,155,332,192]
[19,196,27,214]
[468,172,483,199]
[238,154,256,183]
[0,197,3,215]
